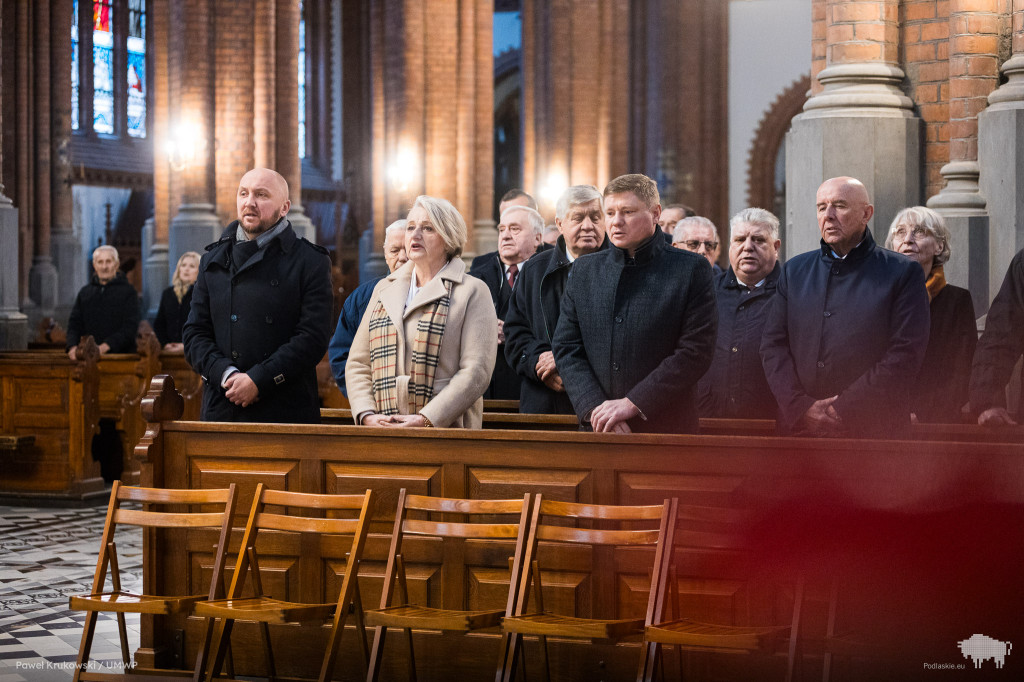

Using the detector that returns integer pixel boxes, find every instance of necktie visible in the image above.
[507,263,519,289]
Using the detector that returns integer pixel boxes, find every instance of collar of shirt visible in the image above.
[235,217,288,248]
[407,259,452,311]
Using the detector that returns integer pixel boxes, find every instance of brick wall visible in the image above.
[902,0,950,199]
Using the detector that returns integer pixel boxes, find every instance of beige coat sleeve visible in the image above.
[344,283,385,424]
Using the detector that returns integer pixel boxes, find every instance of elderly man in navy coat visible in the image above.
[698,207,782,419]
[760,176,930,437]
[552,173,717,434]
[183,167,332,424]
[504,185,608,414]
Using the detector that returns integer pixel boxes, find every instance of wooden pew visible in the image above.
[133,376,1024,682]
[0,338,104,503]
[156,350,203,420]
[92,329,162,484]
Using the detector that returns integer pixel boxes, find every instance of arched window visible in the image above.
[72,0,149,139]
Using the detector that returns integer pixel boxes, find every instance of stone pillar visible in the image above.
[978,0,1024,306]
[370,0,493,272]
[0,0,26,349]
[275,0,315,242]
[165,0,222,260]
[927,0,1000,314]
[28,0,59,320]
[786,0,920,259]
[141,218,167,320]
[50,0,80,323]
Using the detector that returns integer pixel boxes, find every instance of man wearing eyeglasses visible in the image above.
[760,176,929,437]
[673,216,723,273]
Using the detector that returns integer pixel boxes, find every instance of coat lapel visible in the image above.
[403,258,466,319]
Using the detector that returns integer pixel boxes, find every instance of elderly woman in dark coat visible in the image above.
[886,206,977,423]
[153,251,200,350]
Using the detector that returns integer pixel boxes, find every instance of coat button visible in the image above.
[230,314,238,322]
[816,361,824,368]
[270,279,280,286]
[831,268,839,275]
[823,311,831,317]
[265,315,273,324]
[614,316,623,323]
[612,362,620,371]
[738,305,745,311]
[231,351,239,360]
[731,346,739,353]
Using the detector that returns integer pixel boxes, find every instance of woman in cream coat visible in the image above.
[346,195,497,428]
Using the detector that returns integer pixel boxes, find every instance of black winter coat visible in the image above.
[66,272,140,353]
[552,228,717,434]
[913,283,976,423]
[760,229,930,436]
[504,236,608,414]
[183,221,333,424]
[469,250,523,400]
[152,285,193,346]
[697,263,780,419]
[969,248,1024,419]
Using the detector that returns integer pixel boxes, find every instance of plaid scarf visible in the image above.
[367,278,453,415]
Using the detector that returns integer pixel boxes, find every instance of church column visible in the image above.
[927,0,1000,313]
[522,0,631,216]
[50,0,80,323]
[369,0,493,275]
[0,0,27,350]
[165,0,221,278]
[275,0,315,241]
[978,0,1024,305]
[786,0,920,258]
[28,0,59,320]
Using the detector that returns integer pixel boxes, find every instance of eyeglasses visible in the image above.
[675,239,718,251]
[892,226,931,242]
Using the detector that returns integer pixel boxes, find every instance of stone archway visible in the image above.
[746,75,811,213]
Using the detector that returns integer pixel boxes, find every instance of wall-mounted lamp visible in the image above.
[540,172,568,207]
[165,121,203,171]
[388,147,418,194]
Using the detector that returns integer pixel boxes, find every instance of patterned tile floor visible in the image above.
[0,503,141,682]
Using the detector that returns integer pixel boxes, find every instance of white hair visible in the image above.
[499,205,545,235]
[729,208,780,241]
[383,219,406,243]
[673,216,718,242]
[555,185,603,220]
[92,244,120,263]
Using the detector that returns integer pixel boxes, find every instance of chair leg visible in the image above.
[258,622,277,681]
[116,612,131,668]
[73,611,99,682]
[204,619,235,682]
[365,626,388,682]
[403,627,417,682]
[496,631,522,682]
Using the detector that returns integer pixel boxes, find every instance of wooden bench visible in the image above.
[0,339,103,503]
[92,329,163,484]
[131,375,1024,681]
[0,434,35,452]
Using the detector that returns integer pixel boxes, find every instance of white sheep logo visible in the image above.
[958,634,1012,669]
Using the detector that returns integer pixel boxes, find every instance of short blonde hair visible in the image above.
[885,206,951,267]
[410,195,468,258]
[603,174,660,209]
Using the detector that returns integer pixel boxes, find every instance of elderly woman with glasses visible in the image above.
[886,206,977,423]
[346,195,497,428]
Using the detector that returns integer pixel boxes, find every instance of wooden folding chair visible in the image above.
[638,505,804,682]
[363,489,533,682]
[498,496,678,682]
[195,484,374,682]
[69,481,239,682]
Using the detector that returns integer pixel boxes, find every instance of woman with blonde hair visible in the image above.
[886,207,977,422]
[154,251,200,351]
[346,195,497,428]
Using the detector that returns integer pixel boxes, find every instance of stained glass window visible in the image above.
[127,0,146,138]
[72,0,79,130]
[92,0,114,134]
[298,0,306,159]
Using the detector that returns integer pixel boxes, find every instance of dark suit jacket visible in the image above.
[970,248,1024,419]
[552,228,717,433]
[504,236,608,414]
[183,221,333,424]
[66,272,140,353]
[153,285,193,346]
[469,250,523,400]
[760,229,930,436]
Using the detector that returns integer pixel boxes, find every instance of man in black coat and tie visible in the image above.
[469,197,545,400]
[504,185,607,414]
[553,173,717,434]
